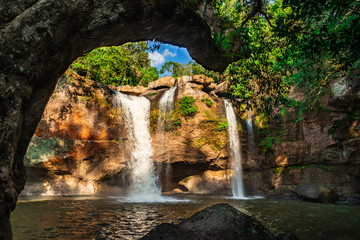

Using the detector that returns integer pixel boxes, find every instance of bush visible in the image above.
[177,96,198,117]
[215,119,228,132]
[201,98,213,108]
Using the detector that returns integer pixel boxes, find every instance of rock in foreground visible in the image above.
[141,203,298,240]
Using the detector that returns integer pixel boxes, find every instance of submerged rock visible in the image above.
[345,194,360,205]
[142,203,297,240]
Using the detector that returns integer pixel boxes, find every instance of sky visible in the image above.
[147,42,193,76]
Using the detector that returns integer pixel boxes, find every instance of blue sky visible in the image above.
[147,42,193,76]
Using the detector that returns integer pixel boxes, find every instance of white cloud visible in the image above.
[163,48,177,57]
[148,51,165,67]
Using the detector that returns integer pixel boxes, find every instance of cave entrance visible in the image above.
[0,1,241,238]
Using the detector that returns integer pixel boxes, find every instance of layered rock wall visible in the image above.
[24,74,360,201]
[24,74,231,195]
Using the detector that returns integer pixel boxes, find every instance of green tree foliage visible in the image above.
[203,0,359,116]
[160,60,224,83]
[160,61,192,78]
[70,42,159,87]
[275,0,360,115]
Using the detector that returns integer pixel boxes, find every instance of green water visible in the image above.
[11,195,360,239]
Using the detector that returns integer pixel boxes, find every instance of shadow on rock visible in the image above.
[141,203,298,240]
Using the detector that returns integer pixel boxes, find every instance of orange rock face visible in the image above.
[24,74,360,199]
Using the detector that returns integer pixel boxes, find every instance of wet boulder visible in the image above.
[141,203,297,240]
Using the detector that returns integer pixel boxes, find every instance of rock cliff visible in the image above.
[23,73,360,202]
[24,73,231,195]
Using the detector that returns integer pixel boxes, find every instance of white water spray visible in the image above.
[112,91,161,201]
[157,86,177,185]
[224,99,245,198]
[158,86,177,129]
[246,110,255,163]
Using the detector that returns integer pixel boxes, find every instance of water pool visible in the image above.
[11,195,360,239]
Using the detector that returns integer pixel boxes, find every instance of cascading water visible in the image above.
[112,91,161,201]
[158,86,177,126]
[224,99,245,199]
[246,110,255,163]
[157,86,177,188]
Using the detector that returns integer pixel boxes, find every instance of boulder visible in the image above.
[148,77,176,90]
[141,203,278,240]
[177,75,215,93]
[178,170,231,195]
[177,76,192,85]
[141,223,193,240]
[275,231,300,240]
[110,85,148,96]
[328,76,360,110]
[292,183,338,203]
[176,81,207,99]
[211,81,229,97]
[192,74,214,87]
[206,82,217,92]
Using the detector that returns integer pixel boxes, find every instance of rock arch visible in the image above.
[0,0,241,238]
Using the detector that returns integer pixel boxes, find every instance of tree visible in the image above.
[205,0,359,115]
[160,61,192,78]
[70,42,159,86]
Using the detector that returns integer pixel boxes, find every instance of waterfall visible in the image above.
[158,86,177,133]
[224,99,245,199]
[246,110,255,164]
[157,86,177,189]
[112,91,161,201]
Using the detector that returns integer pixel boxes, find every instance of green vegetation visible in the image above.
[67,0,359,125]
[193,112,228,151]
[215,118,228,132]
[289,165,308,170]
[160,61,192,79]
[317,165,339,172]
[273,166,285,175]
[159,60,223,82]
[192,0,360,118]
[201,98,213,108]
[157,96,198,132]
[176,96,198,117]
[259,136,281,153]
[70,42,158,87]
[255,113,269,129]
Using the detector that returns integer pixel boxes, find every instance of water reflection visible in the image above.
[11,196,360,240]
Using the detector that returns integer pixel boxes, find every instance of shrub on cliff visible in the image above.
[176,96,198,117]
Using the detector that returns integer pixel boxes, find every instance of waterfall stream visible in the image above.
[224,99,245,198]
[157,86,177,188]
[112,91,161,201]
[246,110,255,164]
